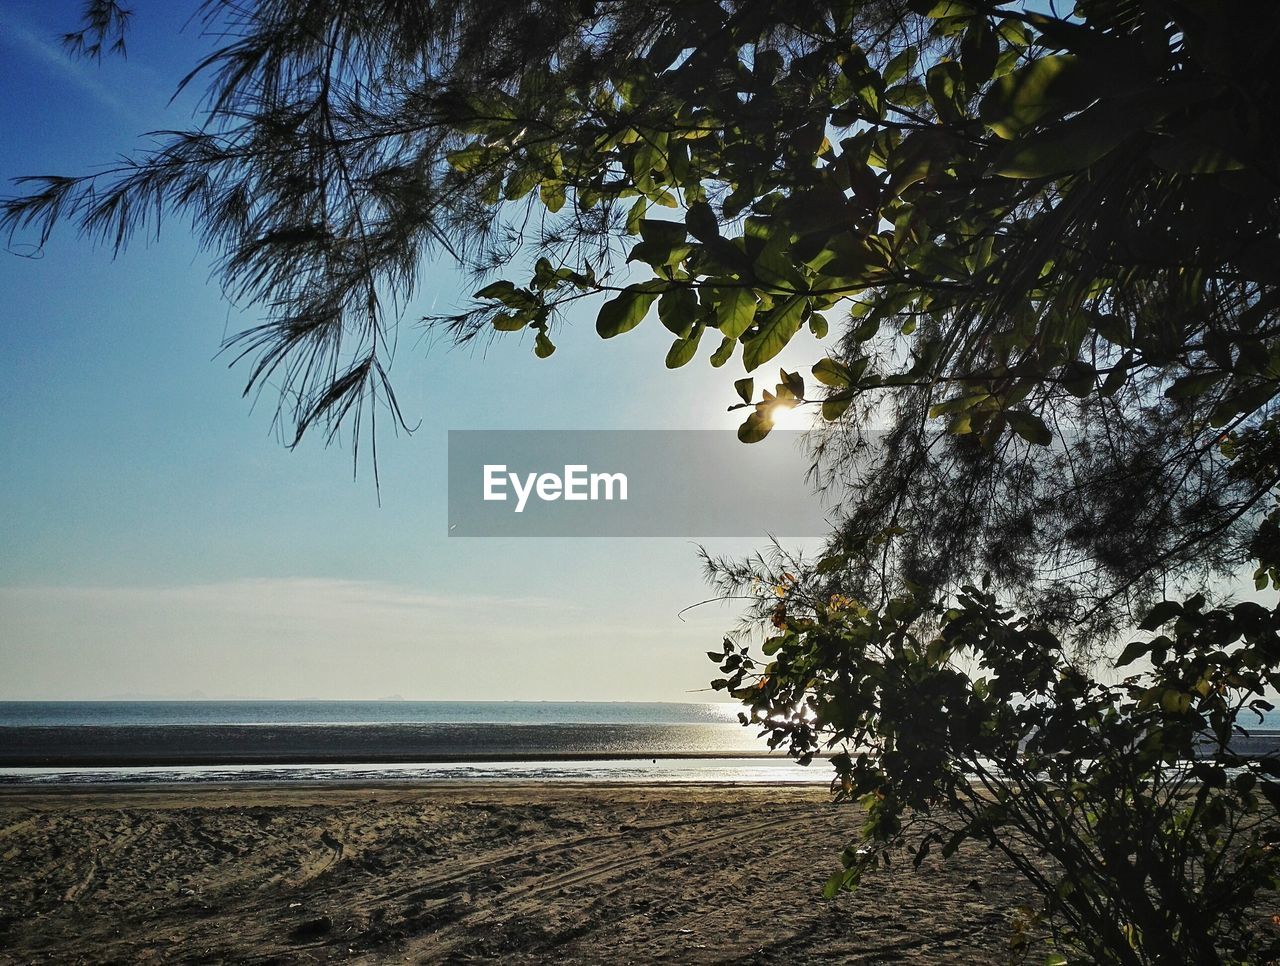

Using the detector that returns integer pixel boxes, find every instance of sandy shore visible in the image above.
[0,783,1031,963]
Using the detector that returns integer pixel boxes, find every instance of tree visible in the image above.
[6,1,1280,960]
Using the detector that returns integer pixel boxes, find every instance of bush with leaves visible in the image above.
[712,553,1280,962]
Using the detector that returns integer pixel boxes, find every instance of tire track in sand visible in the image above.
[396,810,812,958]
[359,808,766,909]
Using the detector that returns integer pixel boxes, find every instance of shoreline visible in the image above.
[0,778,826,799]
[0,754,833,790]
[0,749,799,768]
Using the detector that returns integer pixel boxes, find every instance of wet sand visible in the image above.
[0,783,1031,963]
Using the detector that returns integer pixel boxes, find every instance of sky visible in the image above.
[0,1,824,701]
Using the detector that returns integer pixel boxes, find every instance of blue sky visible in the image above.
[0,1,823,700]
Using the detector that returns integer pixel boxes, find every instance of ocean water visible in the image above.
[0,701,825,785]
[2,701,1275,787]
[0,700,744,727]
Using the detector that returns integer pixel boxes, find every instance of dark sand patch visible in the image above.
[0,784,1031,963]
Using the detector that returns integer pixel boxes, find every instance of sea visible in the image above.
[0,701,826,786]
[3,701,1276,788]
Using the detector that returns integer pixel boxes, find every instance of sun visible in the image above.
[768,402,812,431]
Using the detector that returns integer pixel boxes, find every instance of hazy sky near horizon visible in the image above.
[0,2,826,700]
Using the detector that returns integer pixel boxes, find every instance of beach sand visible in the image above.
[0,783,1031,963]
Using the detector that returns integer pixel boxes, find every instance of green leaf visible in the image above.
[815,554,846,575]
[639,218,687,247]
[734,377,754,404]
[1060,360,1095,397]
[458,90,519,132]
[993,120,1122,179]
[815,232,889,279]
[980,55,1097,140]
[996,18,1032,48]
[885,81,928,109]
[822,395,852,421]
[627,239,692,268]
[685,200,719,242]
[813,358,854,388]
[752,238,808,290]
[1139,600,1182,631]
[742,298,806,372]
[596,286,660,338]
[504,165,541,200]
[1006,409,1052,446]
[532,256,556,288]
[838,47,883,119]
[664,322,704,369]
[1100,355,1131,397]
[1165,371,1227,400]
[446,145,489,173]
[534,330,556,358]
[1161,689,1192,715]
[1210,382,1277,426]
[925,61,964,122]
[992,90,1183,179]
[1095,313,1132,348]
[658,288,698,336]
[911,0,977,18]
[631,138,665,180]
[884,48,918,87]
[625,197,647,235]
[710,335,735,368]
[929,392,989,418]
[961,16,998,86]
[808,313,829,338]
[713,287,758,339]
[887,130,950,197]
[475,279,515,299]
[492,312,527,332]
[780,369,805,398]
[1114,639,1151,668]
[475,280,539,310]
[849,312,879,343]
[539,180,566,213]
[737,409,773,443]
